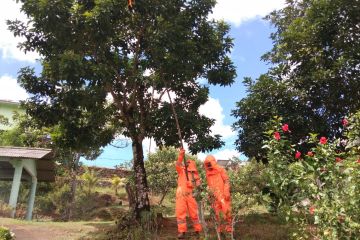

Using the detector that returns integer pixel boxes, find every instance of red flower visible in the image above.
[309,206,315,215]
[335,157,343,163]
[342,118,348,126]
[282,124,289,132]
[274,132,281,140]
[357,159,360,164]
[295,151,301,159]
[319,137,327,145]
[307,151,314,157]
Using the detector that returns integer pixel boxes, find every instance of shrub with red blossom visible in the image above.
[263,116,360,239]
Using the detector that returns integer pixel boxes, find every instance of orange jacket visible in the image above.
[176,149,200,196]
[204,155,230,201]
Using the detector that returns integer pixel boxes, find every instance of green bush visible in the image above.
[49,183,73,217]
[35,194,56,215]
[229,159,267,212]
[0,226,14,240]
[145,148,178,206]
[264,116,360,239]
[74,192,98,220]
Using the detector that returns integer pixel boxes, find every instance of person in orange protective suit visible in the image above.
[204,155,232,234]
[175,148,202,239]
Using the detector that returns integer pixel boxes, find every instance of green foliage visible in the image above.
[0,227,14,240]
[111,208,163,239]
[0,115,9,126]
[0,113,52,148]
[47,183,73,218]
[264,115,360,239]
[73,191,99,220]
[145,147,178,204]
[111,175,125,196]
[9,0,236,217]
[8,0,236,154]
[229,159,267,218]
[232,0,360,160]
[80,167,99,196]
[346,111,360,149]
[0,201,11,218]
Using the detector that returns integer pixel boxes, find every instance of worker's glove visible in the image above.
[186,181,194,188]
[179,148,185,154]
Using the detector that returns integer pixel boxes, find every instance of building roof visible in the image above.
[0,146,53,159]
[217,159,230,167]
[0,147,55,182]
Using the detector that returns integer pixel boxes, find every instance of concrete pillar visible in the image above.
[26,176,38,220]
[9,160,23,218]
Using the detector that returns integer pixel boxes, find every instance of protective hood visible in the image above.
[204,155,217,172]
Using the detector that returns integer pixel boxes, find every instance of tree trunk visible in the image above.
[132,138,150,219]
[125,182,136,210]
[67,153,80,221]
[67,169,77,220]
[158,188,169,206]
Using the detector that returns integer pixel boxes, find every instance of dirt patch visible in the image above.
[0,218,108,240]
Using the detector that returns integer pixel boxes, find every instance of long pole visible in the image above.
[166,89,189,181]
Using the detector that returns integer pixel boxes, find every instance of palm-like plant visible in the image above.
[111,175,125,196]
[81,167,99,196]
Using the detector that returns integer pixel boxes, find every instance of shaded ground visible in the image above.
[0,213,289,240]
[0,217,111,240]
[82,213,289,240]
[158,214,289,240]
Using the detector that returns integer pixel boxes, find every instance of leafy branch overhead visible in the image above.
[232,0,360,160]
[8,0,236,217]
[8,0,235,154]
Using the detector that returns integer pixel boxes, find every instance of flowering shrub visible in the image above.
[263,116,360,240]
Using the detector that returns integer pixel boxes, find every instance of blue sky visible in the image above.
[0,0,285,168]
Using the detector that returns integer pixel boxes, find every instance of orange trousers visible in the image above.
[213,199,232,233]
[176,194,202,233]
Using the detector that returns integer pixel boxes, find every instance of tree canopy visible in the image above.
[8,0,236,217]
[232,0,360,160]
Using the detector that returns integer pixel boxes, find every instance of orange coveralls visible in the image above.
[175,149,202,234]
[204,155,232,233]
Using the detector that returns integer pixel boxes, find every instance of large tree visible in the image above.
[8,0,236,218]
[232,0,360,160]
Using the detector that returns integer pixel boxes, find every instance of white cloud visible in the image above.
[143,137,158,156]
[143,138,191,156]
[197,148,241,161]
[212,0,286,26]
[0,75,28,101]
[0,0,39,62]
[199,97,235,139]
[213,148,241,160]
